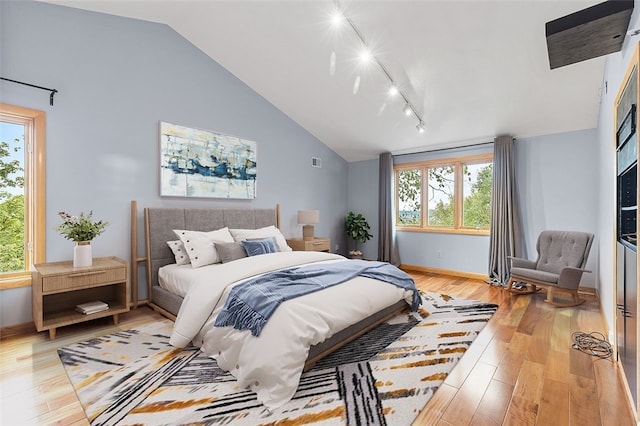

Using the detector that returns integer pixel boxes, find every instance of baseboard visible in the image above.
[577,286,597,295]
[0,321,35,339]
[400,264,489,281]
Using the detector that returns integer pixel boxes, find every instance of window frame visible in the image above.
[394,153,493,235]
[0,103,46,289]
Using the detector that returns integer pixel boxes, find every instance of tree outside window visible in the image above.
[0,123,25,273]
[395,154,493,234]
[0,104,46,289]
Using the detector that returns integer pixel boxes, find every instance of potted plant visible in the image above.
[57,210,108,267]
[345,211,373,259]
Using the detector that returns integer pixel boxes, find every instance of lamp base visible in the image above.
[302,224,315,241]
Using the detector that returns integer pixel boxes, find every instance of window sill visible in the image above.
[0,274,32,290]
[396,227,490,236]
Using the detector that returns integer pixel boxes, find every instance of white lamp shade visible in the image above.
[297,210,319,224]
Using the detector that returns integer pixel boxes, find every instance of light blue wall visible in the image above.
[346,131,599,281]
[596,0,640,339]
[346,158,379,260]
[515,129,599,287]
[0,1,348,327]
[393,144,493,275]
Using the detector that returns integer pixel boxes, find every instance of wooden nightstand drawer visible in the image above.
[286,237,330,252]
[42,267,126,292]
[307,239,330,251]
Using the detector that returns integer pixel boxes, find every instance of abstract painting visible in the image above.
[160,122,257,199]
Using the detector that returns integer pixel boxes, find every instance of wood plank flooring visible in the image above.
[0,272,635,425]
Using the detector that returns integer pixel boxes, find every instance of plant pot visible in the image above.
[348,251,363,260]
[73,241,92,267]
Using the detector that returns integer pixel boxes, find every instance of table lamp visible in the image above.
[297,210,319,241]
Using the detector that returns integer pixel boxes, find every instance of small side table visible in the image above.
[32,256,130,340]
[286,237,331,252]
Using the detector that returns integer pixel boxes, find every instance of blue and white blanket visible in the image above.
[215,259,421,336]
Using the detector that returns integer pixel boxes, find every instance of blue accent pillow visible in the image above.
[241,237,278,257]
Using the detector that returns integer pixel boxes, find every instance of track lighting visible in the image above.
[329,2,425,134]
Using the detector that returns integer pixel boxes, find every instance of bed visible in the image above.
[130,201,418,408]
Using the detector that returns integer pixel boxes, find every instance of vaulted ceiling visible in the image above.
[43,0,612,161]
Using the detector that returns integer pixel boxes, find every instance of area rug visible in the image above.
[58,292,498,426]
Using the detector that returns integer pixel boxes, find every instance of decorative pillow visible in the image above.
[215,242,248,263]
[229,226,292,252]
[166,240,190,265]
[173,227,235,268]
[241,237,278,257]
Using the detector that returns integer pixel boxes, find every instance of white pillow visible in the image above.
[173,227,235,268]
[229,225,292,252]
[167,240,190,265]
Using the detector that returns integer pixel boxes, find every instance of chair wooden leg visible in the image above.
[544,287,585,307]
[507,279,542,295]
[545,286,555,304]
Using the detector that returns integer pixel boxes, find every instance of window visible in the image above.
[395,153,493,234]
[0,104,46,289]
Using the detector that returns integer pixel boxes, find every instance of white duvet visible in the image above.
[169,251,414,409]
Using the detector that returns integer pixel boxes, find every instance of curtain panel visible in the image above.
[488,135,522,285]
[378,152,400,266]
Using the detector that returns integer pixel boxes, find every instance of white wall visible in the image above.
[596,1,640,338]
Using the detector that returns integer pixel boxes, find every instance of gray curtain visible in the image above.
[378,152,400,266]
[488,135,522,285]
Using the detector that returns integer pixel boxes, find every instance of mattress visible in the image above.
[158,263,223,298]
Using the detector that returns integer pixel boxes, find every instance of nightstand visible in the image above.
[286,237,330,252]
[32,256,130,339]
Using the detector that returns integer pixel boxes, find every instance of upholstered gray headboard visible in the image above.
[145,207,279,290]
[129,200,280,317]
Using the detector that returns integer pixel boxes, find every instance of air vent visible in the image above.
[312,157,322,168]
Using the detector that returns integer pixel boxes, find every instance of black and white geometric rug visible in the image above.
[58,292,498,425]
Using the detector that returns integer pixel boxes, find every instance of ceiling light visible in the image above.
[403,103,412,116]
[331,10,345,27]
[388,84,399,97]
[359,48,372,64]
[416,122,425,133]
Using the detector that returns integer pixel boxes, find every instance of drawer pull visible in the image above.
[313,242,324,245]
[68,270,107,278]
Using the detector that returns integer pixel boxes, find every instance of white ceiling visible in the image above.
[43,0,609,162]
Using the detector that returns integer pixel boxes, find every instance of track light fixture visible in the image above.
[330,2,425,134]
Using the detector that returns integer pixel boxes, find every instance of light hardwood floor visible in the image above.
[0,272,636,425]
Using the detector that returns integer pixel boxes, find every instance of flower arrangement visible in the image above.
[56,211,108,242]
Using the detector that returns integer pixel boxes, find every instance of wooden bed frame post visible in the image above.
[130,200,152,309]
[130,200,138,308]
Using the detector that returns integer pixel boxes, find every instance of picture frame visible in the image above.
[159,121,257,199]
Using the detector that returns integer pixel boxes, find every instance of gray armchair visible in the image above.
[505,230,594,307]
